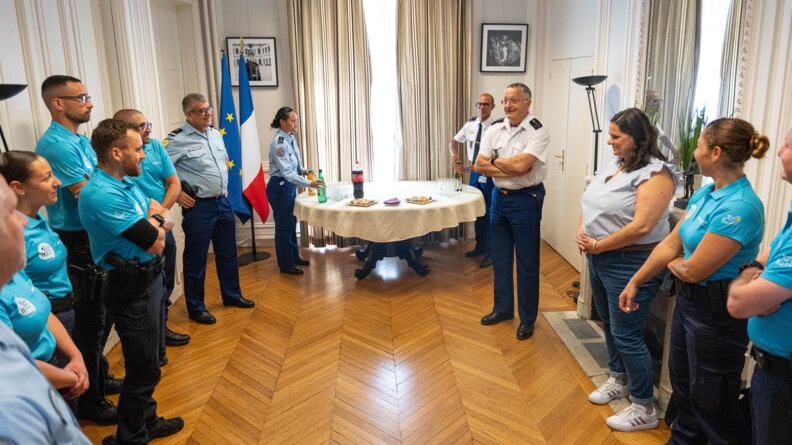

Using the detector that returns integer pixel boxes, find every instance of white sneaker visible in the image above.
[588,377,630,404]
[606,403,659,432]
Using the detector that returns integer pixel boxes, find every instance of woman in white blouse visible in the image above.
[577,108,680,432]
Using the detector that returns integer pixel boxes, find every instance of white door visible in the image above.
[542,57,595,271]
[151,0,201,131]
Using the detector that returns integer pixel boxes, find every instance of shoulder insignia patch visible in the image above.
[276,147,286,157]
[493,118,505,124]
[278,136,284,143]
[162,139,169,147]
[467,116,477,122]
[529,118,543,130]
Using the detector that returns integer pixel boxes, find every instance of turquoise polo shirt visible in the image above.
[23,213,72,300]
[77,169,155,270]
[35,121,97,231]
[131,138,177,203]
[0,271,56,361]
[678,175,764,283]
[164,122,228,198]
[748,203,792,357]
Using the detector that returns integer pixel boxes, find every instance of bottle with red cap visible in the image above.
[352,161,364,199]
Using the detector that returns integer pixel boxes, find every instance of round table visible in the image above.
[294,181,485,278]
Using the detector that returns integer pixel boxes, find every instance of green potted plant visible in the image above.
[674,107,706,209]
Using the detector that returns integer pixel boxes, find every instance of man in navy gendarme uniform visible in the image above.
[34,74,119,424]
[79,119,184,445]
[114,109,191,365]
[164,93,255,325]
[729,125,792,444]
[0,173,91,444]
[450,92,496,268]
[475,82,550,341]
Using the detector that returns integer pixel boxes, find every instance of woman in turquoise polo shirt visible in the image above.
[620,118,769,444]
[0,151,88,399]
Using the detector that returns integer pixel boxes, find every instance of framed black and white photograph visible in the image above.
[226,37,278,87]
[480,24,528,73]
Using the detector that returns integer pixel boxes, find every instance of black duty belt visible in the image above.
[498,184,542,195]
[50,292,75,314]
[674,278,709,300]
[752,345,792,381]
[195,195,221,202]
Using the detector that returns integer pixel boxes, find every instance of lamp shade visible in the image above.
[0,84,27,101]
[572,75,607,87]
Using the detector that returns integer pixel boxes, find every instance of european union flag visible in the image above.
[220,51,251,223]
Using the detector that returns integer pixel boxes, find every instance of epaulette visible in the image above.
[467,116,477,122]
[529,118,543,130]
[167,128,183,137]
[492,118,505,124]
[277,136,284,143]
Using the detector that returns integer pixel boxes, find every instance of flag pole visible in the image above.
[238,203,270,266]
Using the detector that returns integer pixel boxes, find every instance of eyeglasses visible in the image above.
[501,98,530,106]
[138,122,153,131]
[58,94,91,105]
[191,106,213,115]
[476,102,494,108]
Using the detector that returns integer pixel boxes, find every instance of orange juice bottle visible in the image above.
[307,170,316,196]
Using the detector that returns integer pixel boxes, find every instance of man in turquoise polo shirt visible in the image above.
[34,74,118,424]
[79,119,183,445]
[114,109,190,365]
[729,125,792,444]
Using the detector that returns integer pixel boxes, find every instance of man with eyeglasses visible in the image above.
[35,75,120,424]
[450,93,496,268]
[114,109,191,363]
[163,93,254,325]
[474,83,550,341]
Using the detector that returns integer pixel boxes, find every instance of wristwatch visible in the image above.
[152,214,166,227]
[738,260,764,274]
[465,166,472,173]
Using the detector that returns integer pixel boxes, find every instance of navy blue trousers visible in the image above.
[266,177,299,269]
[489,184,545,324]
[469,172,494,257]
[181,196,243,313]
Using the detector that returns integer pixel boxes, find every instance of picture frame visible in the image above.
[480,24,529,73]
[225,37,278,87]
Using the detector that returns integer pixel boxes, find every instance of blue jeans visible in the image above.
[490,184,544,323]
[588,250,660,403]
[469,172,494,257]
[668,293,749,445]
[266,177,299,268]
[751,365,792,444]
[181,196,243,313]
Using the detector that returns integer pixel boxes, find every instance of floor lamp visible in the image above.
[0,84,27,152]
[571,75,607,173]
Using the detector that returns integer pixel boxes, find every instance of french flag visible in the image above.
[238,53,270,223]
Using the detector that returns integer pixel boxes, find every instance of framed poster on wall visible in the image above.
[480,24,528,73]
[226,37,278,87]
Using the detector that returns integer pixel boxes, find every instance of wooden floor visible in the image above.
[80,240,671,444]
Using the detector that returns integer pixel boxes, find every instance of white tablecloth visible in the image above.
[294,181,485,243]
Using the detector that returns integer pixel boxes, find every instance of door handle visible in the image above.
[554,149,565,171]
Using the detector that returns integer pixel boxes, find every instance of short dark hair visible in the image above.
[271,106,294,129]
[703,118,770,167]
[182,93,207,114]
[506,83,532,100]
[0,151,41,184]
[41,75,82,103]
[610,108,664,173]
[91,119,138,163]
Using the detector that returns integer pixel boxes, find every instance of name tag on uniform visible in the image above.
[188,146,203,152]
[478,175,488,184]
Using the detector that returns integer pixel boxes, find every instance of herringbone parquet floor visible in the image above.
[81,240,671,444]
